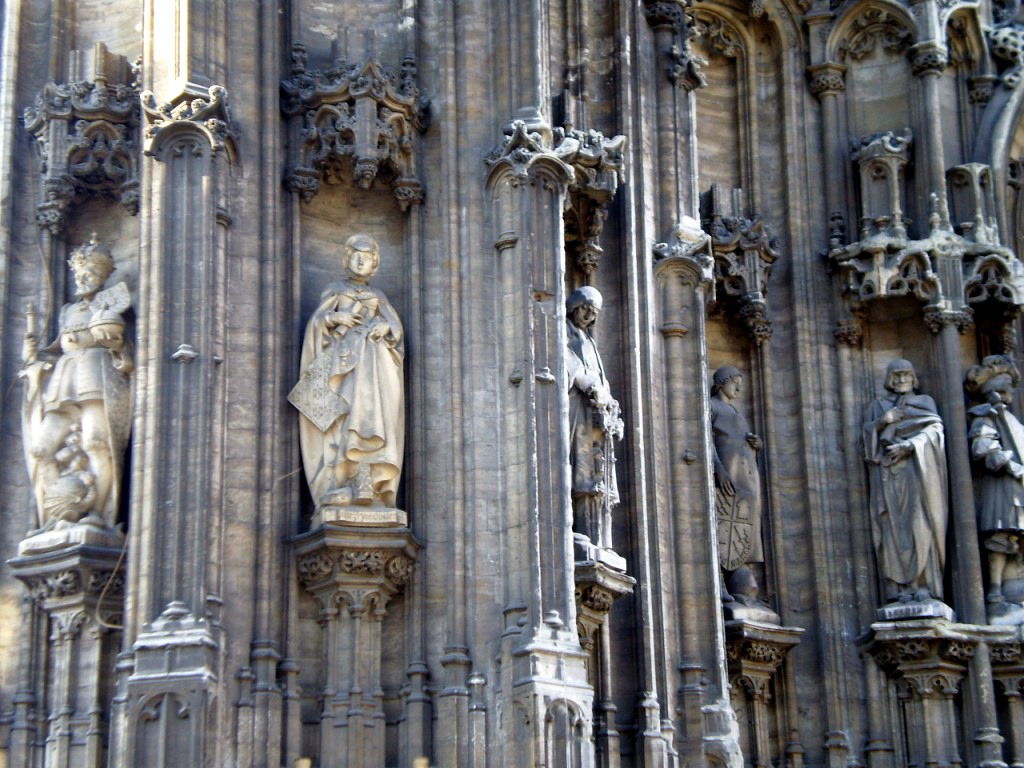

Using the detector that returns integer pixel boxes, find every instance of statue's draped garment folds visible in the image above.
[291,236,404,509]
[565,286,623,551]
[863,364,947,600]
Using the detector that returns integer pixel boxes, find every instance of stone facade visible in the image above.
[2,1,1024,767]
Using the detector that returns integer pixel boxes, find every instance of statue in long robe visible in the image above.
[21,235,133,543]
[289,234,404,512]
[711,366,763,572]
[863,359,947,604]
[566,286,622,551]
[965,355,1024,613]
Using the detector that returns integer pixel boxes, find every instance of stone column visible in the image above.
[654,222,739,768]
[110,2,237,765]
[486,122,595,768]
[8,545,125,768]
[928,310,1007,768]
[294,526,417,768]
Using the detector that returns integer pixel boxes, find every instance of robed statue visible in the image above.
[289,234,405,522]
[710,366,777,619]
[20,235,133,552]
[965,355,1024,620]
[863,359,948,608]
[566,286,623,553]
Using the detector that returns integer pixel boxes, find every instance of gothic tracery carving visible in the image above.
[23,44,140,233]
[280,44,428,208]
[836,7,914,62]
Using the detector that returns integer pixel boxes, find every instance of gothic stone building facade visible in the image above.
[3,0,1024,767]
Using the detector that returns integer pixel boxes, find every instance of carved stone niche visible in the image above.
[703,184,780,345]
[559,129,626,280]
[294,524,419,768]
[725,620,803,768]
[852,130,912,242]
[23,43,140,234]
[948,164,1000,246]
[862,620,1002,768]
[8,544,125,768]
[280,43,429,209]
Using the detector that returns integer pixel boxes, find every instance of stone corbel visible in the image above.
[8,544,125,768]
[141,84,236,161]
[23,43,140,234]
[280,44,428,209]
[558,129,625,279]
[704,184,780,345]
[861,620,1006,768]
[725,621,803,768]
[294,525,419,767]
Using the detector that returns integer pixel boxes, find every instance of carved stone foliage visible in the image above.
[642,2,708,89]
[297,547,414,591]
[23,44,139,234]
[836,7,914,62]
[140,84,236,159]
[280,44,428,208]
[653,217,714,284]
[560,129,625,278]
[705,185,780,344]
[691,10,743,59]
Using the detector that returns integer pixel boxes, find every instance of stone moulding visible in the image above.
[280,44,428,209]
[140,84,236,161]
[23,46,140,234]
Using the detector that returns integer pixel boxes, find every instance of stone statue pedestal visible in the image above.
[724,599,781,625]
[8,543,125,768]
[862,619,1008,768]
[18,520,124,556]
[294,523,419,768]
[316,505,408,529]
[876,597,955,622]
[987,599,1024,626]
[573,533,627,572]
[725,619,803,768]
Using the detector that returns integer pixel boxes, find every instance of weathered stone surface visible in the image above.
[2,1,1024,767]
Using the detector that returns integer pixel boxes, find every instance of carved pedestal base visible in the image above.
[575,561,636,768]
[119,601,222,766]
[316,505,408,529]
[499,608,597,768]
[725,620,803,768]
[863,620,999,768]
[295,524,418,768]
[8,544,125,768]
[876,597,955,622]
[18,521,124,556]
